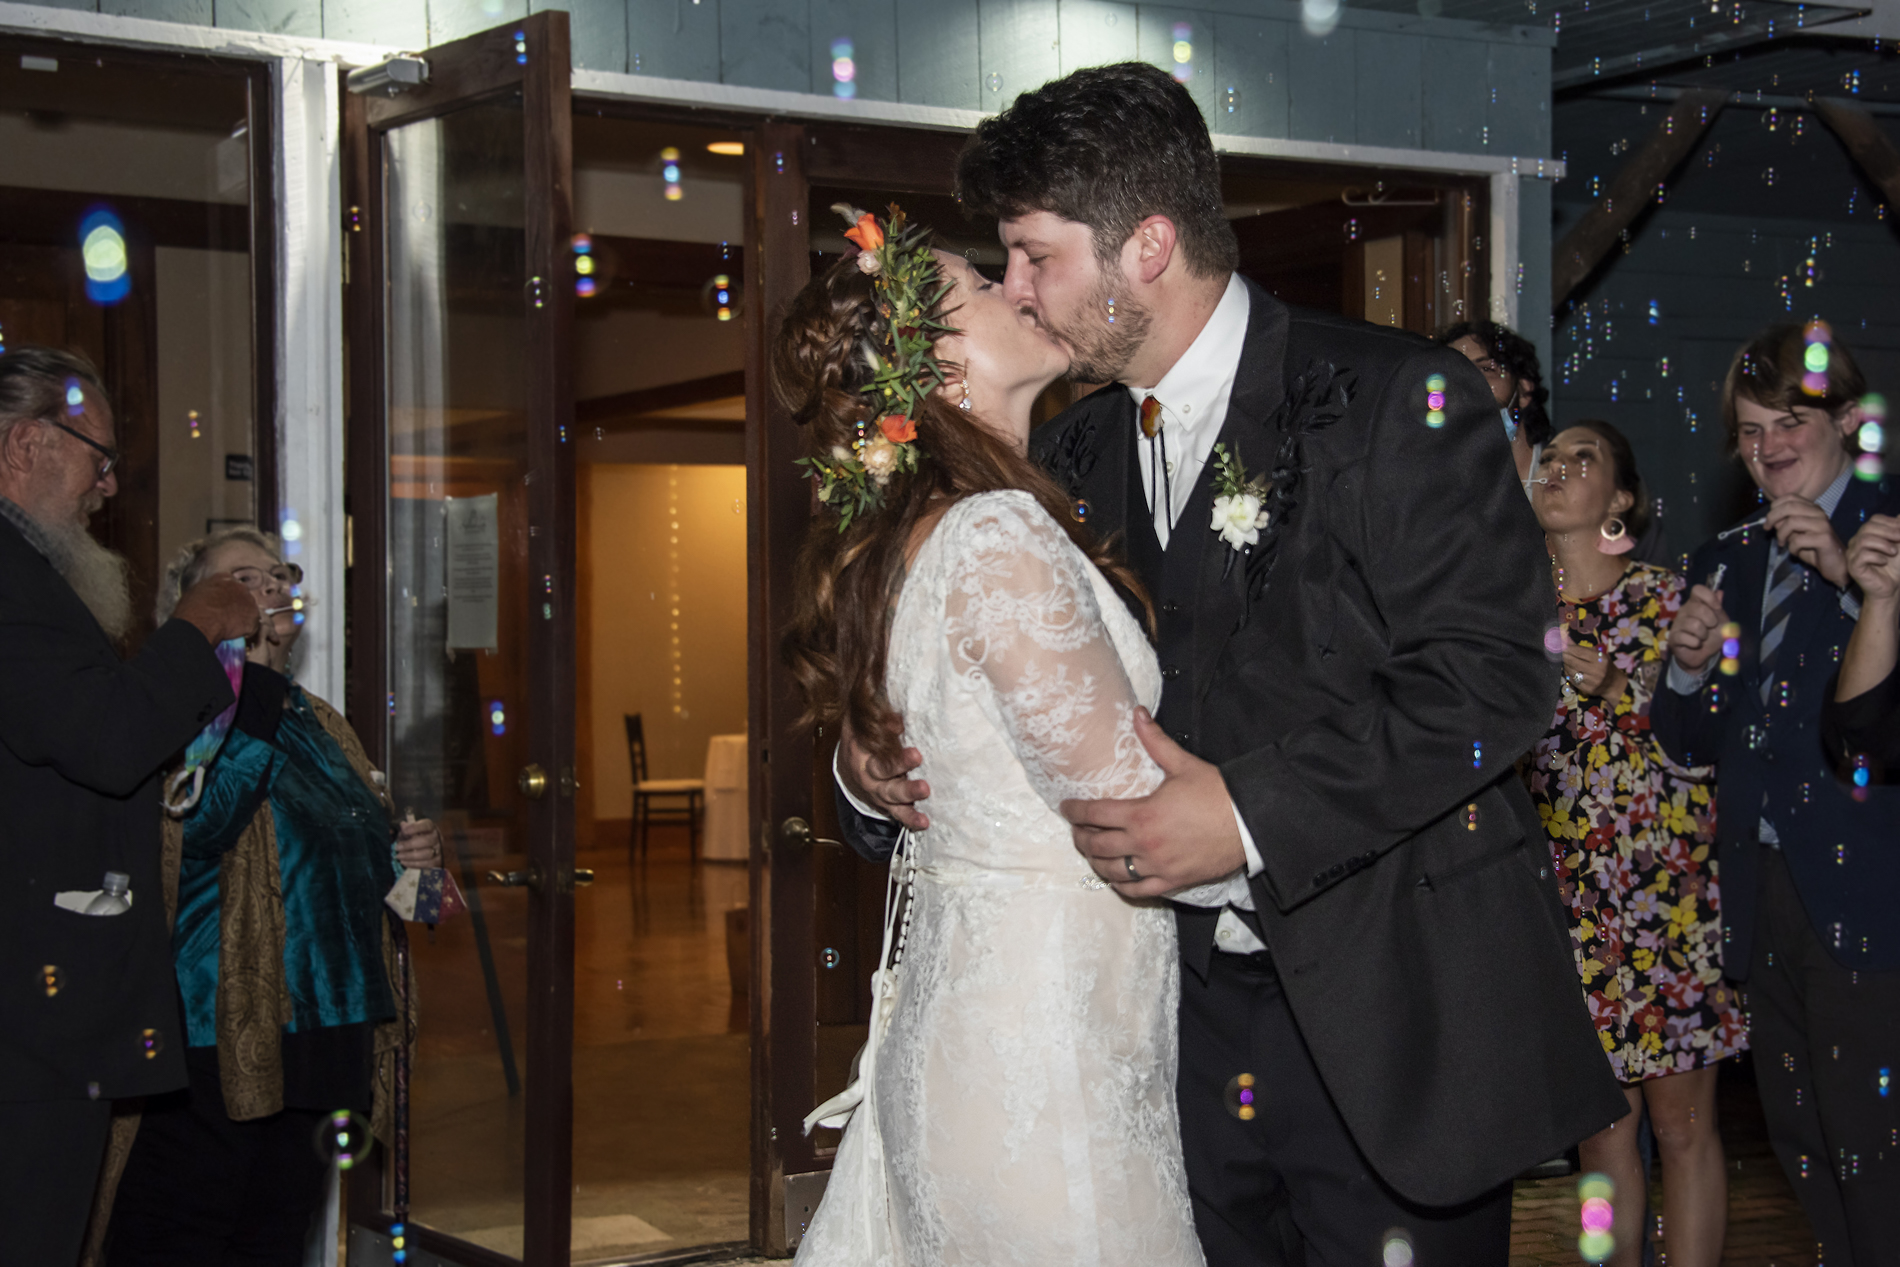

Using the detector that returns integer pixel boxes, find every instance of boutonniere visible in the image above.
[1208,443,1270,553]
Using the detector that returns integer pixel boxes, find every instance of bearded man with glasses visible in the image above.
[0,345,260,1264]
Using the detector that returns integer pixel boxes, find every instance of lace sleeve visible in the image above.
[940,493,1162,812]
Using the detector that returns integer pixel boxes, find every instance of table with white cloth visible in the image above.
[701,732,749,861]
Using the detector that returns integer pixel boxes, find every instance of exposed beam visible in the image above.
[1551,87,1727,311]
[1813,96,1900,211]
[577,369,747,425]
[1550,4,1867,92]
[1585,84,1900,118]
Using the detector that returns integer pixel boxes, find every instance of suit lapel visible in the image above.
[1188,285,1291,692]
[1770,477,1889,676]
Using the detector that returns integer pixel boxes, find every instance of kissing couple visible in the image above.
[775,62,1626,1267]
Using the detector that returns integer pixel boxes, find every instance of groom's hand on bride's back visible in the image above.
[1062,709,1245,897]
[839,714,932,831]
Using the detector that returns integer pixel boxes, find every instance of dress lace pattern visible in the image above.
[795,491,1203,1267]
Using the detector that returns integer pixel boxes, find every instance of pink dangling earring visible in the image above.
[1597,516,1633,555]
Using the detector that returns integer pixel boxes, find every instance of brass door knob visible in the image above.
[573,868,595,887]
[780,816,811,846]
[518,763,548,799]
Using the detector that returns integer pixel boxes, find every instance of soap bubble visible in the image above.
[316,1109,374,1170]
[138,1028,164,1059]
[40,964,64,997]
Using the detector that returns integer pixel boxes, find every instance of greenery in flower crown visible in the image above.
[795,203,953,532]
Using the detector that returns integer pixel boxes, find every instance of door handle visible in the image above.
[780,816,811,847]
[518,764,548,799]
[487,868,540,890]
[573,868,595,887]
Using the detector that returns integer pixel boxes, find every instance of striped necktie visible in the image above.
[1758,543,1801,705]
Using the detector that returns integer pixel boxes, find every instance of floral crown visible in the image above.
[795,203,952,531]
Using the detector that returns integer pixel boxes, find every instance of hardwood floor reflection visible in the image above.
[407,825,750,1261]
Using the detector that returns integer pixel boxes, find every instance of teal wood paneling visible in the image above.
[106,0,211,23]
[325,0,427,45]
[1056,0,1135,76]
[1354,29,1419,150]
[1420,35,1488,153]
[627,0,721,80]
[1210,13,1286,139]
[1136,6,1216,129]
[722,0,808,93]
[217,0,321,36]
[1487,41,1549,157]
[896,0,979,111]
[810,0,898,101]
[25,0,94,10]
[980,0,1060,105]
[1286,26,1353,144]
[1518,175,1552,377]
[427,0,526,45]
[534,0,627,71]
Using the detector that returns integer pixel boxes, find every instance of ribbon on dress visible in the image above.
[803,831,912,1135]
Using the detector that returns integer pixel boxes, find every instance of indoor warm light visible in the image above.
[706,141,744,156]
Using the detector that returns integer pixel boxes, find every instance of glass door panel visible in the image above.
[385,97,535,1251]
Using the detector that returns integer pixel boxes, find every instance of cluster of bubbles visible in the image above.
[831,37,856,98]
[1856,393,1886,482]
[512,28,527,66]
[1424,373,1447,428]
[1577,1171,1615,1262]
[1719,621,1742,676]
[316,1108,373,1171]
[1171,23,1194,83]
[709,273,734,322]
[573,233,596,298]
[1801,319,1832,395]
[81,209,128,306]
[661,147,683,202]
[488,698,507,736]
[1223,1072,1257,1120]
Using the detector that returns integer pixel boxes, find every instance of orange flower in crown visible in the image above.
[843,212,885,253]
[877,414,916,444]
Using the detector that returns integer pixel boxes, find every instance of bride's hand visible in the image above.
[1062,709,1246,896]
[840,714,932,831]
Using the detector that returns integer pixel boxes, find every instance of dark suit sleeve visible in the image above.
[1647,543,1735,770]
[1822,663,1900,771]
[0,606,235,798]
[1225,346,1560,909]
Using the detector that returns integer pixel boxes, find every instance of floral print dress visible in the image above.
[1526,561,1748,1082]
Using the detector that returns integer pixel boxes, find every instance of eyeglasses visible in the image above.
[40,416,120,478]
[230,564,303,593]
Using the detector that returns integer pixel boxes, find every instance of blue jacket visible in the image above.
[1650,472,1900,974]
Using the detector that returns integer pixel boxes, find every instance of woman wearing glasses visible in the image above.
[1440,320,1553,499]
[99,527,439,1264]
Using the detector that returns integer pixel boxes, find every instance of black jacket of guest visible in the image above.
[1822,663,1900,770]
[0,517,234,1102]
[1651,476,1900,975]
[841,280,1624,1209]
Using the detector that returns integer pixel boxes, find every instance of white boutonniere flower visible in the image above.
[1207,443,1270,554]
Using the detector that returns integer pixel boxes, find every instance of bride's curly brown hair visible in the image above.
[775,252,1151,767]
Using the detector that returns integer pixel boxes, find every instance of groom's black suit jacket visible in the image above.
[841,279,1624,1208]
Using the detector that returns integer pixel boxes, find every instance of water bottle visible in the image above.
[84,872,131,915]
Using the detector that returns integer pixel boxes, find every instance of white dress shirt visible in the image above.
[1120,275,1266,953]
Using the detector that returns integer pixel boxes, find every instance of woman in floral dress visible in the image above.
[1526,421,1744,1267]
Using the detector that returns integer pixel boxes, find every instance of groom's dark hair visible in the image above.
[956,62,1239,279]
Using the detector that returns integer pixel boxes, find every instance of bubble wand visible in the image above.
[162,636,247,815]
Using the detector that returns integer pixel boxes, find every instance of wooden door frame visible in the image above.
[340,13,576,1265]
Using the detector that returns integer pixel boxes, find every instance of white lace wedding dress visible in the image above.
[795,491,1205,1267]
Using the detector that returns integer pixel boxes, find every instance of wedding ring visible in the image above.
[1123,855,1141,882]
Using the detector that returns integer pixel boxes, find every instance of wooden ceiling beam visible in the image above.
[1551,87,1727,312]
[1813,96,1900,213]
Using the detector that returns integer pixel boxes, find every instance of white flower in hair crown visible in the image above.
[1208,442,1270,552]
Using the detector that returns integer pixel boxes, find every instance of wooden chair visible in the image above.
[626,713,704,862]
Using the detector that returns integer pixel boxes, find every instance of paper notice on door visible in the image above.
[445,493,499,650]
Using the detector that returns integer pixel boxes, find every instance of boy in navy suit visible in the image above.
[1652,324,1900,1264]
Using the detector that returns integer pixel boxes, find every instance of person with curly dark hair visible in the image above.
[1440,319,1553,497]
[833,62,1622,1265]
[782,207,1203,1264]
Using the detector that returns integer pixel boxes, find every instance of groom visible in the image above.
[836,63,1624,1263]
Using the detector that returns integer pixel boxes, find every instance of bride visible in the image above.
[775,206,1204,1267]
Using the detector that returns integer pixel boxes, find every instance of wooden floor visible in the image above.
[403,824,1819,1264]
[1509,1060,1818,1266]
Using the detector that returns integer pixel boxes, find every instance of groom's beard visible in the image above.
[42,509,134,642]
[1048,268,1152,386]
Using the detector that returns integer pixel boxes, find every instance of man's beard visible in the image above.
[43,512,133,642]
[1047,266,1152,385]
